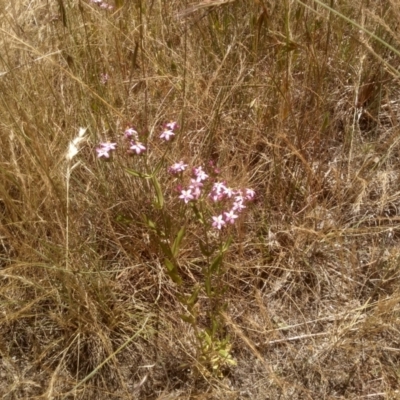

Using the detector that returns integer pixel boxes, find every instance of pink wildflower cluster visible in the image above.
[94,120,254,230]
[96,121,179,159]
[176,166,208,203]
[172,162,255,229]
[124,127,146,155]
[211,186,255,229]
[96,127,146,159]
[90,0,113,10]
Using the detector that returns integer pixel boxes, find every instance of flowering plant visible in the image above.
[96,121,254,375]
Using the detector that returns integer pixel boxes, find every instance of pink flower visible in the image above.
[100,142,117,151]
[96,142,116,158]
[124,128,138,140]
[193,166,209,182]
[209,181,228,202]
[100,73,109,84]
[179,189,194,204]
[129,141,146,154]
[223,186,234,198]
[96,147,111,158]
[232,199,246,212]
[245,188,255,200]
[234,191,245,203]
[165,121,178,131]
[189,179,203,199]
[169,161,188,174]
[160,129,175,141]
[224,210,238,224]
[212,215,226,230]
[213,182,227,192]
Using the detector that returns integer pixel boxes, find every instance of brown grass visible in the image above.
[1,0,400,398]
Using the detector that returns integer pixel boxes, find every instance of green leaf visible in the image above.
[202,330,212,346]
[218,349,236,365]
[152,158,164,175]
[164,259,182,285]
[163,214,172,237]
[169,269,182,285]
[177,286,199,309]
[115,214,133,225]
[172,226,185,258]
[164,258,175,272]
[126,168,151,179]
[151,176,164,209]
[205,276,212,297]
[143,215,157,231]
[125,168,141,177]
[221,236,232,253]
[180,314,195,324]
[187,286,200,307]
[225,357,237,366]
[190,204,204,224]
[210,253,223,274]
[218,349,230,358]
[158,240,173,259]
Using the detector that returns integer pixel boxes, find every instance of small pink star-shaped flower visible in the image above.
[232,200,246,212]
[160,129,175,141]
[213,182,227,192]
[124,128,138,140]
[245,188,255,200]
[189,179,203,199]
[166,121,178,131]
[169,161,188,174]
[224,210,238,224]
[96,147,111,158]
[179,189,194,204]
[212,215,226,230]
[193,166,209,182]
[222,186,234,198]
[129,141,146,154]
[100,142,117,151]
[96,142,116,158]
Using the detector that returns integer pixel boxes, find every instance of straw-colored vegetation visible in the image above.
[1,0,400,398]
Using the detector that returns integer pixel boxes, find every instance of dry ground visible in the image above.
[1,0,400,399]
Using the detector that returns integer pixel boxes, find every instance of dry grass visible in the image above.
[1,0,400,398]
